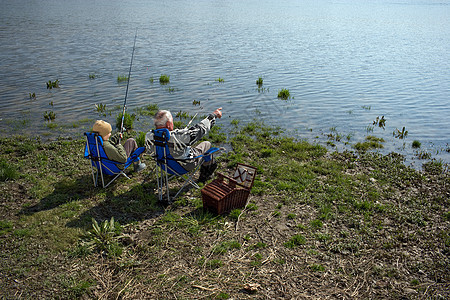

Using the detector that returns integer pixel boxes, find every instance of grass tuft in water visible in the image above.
[277,89,290,100]
[159,74,170,84]
[46,79,59,89]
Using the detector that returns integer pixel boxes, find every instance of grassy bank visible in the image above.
[0,121,448,299]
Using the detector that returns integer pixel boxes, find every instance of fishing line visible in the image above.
[120,29,138,138]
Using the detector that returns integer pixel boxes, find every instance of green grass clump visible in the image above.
[412,140,421,148]
[116,112,136,132]
[353,136,384,151]
[284,234,306,248]
[46,79,59,89]
[0,159,19,181]
[159,74,170,84]
[215,77,224,83]
[117,75,128,82]
[256,77,263,86]
[277,89,290,100]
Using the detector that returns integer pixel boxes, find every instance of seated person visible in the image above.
[92,120,146,172]
[145,108,222,182]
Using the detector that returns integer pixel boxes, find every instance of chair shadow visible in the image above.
[65,177,167,230]
[19,174,96,216]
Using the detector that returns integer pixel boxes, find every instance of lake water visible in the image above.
[1,0,449,167]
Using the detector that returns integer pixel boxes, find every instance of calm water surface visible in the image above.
[1,0,449,167]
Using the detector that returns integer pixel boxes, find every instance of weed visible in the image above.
[216,292,230,299]
[287,213,296,220]
[353,136,384,151]
[246,203,258,211]
[175,111,190,119]
[84,217,123,257]
[277,89,290,100]
[412,140,421,148]
[46,79,59,89]
[192,99,201,106]
[284,234,306,248]
[94,103,107,115]
[229,209,241,220]
[212,240,241,254]
[309,264,325,272]
[310,219,323,229]
[373,116,386,129]
[256,77,263,86]
[89,74,96,79]
[415,150,431,160]
[0,159,19,181]
[393,127,408,139]
[117,75,128,82]
[29,92,36,100]
[215,77,224,83]
[366,125,374,133]
[0,220,13,235]
[159,74,170,84]
[116,112,136,131]
[44,111,56,122]
[361,105,371,110]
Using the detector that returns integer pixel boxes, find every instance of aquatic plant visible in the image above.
[278,89,290,100]
[353,136,385,151]
[215,77,224,83]
[166,87,175,93]
[256,77,263,86]
[175,111,190,119]
[46,79,59,89]
[89,74,96,79]
[115,112,135,131]
[192,99,201,106]
[44,111,56,122]
[29,92,36,100]
[159,74,170,84]
[49,101,53,107]
[373,116,386,129]
[117,75,128,82]
[412,140,421,149]
[149,77,154,83]
[361,105,371,110]
[94,103,107,114]
[393,127,408,139]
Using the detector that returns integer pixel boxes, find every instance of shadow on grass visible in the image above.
[66,178,166,230]
[19,174,96,216]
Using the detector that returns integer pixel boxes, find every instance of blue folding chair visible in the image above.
[151,128,219,202]
[84,132,145,188]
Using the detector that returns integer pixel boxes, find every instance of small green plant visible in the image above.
[159,74,170,84]
[361,105,371,110]
[94,103,107,114]
[309,264,325,272]
[277,89,290,100]
[393,127,408,139]
[175,110,190,119]
[0,159,19,182]
[229,209,241,220]
[192,99,201,106]
[117,75,128,82]
[256,77,263,86]
[373,116,386,129]
[287,213,296,220]
[284,234,306,248]
[412,140,421,148]
[422,159,444,175]
[29,92,36,100]
[84,217,123,257]
[116,112,136,131]
[310,219,323,229]
[44,111,56,122]
[136,131,146,147]
[215,77,224,83]
[46,79,59,89]
[89,74,96,79]
[149,77,154,83]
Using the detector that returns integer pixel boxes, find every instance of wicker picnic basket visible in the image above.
[201,163,257,215]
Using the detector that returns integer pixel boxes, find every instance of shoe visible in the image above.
[134,162,146,172]
[198,162,217,183]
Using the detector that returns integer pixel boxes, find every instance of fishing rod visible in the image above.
[184,112,198,129]
[119,29,138,139]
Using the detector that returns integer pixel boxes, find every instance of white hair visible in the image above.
[154,110,172,127]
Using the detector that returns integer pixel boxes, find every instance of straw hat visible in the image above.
[92,120,112,138]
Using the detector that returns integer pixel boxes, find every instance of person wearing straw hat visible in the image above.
[92,120,146,172]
